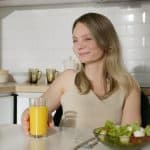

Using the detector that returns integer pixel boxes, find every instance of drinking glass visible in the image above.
[46,68,56,84]
[29,97,48,137]
[29,68,42,84]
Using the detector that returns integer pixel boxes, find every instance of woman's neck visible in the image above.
[85,60,105,82]
[85,61,109,97]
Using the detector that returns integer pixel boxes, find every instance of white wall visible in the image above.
[0,1,150,86]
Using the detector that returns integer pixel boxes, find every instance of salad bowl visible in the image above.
[93,121,150,150]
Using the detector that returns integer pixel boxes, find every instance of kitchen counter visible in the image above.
[0,82,48,94]
[141,87,150,96]
[0,82,150,96]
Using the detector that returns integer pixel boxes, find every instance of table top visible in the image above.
[0,124,150,150]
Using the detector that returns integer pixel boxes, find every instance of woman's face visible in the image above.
[72,22,105,64]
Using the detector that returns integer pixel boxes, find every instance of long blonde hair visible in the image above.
[72,12,131,99]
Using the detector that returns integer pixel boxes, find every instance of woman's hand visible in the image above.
[21,108,54,135]
[21,108,30,135]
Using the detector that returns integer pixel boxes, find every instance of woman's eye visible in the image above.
[73,39,77,43]
[85,38,92,41]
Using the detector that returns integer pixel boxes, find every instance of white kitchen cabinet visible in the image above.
[0,94,14,124]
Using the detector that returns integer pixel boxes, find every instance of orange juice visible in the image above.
[29,106,48,137]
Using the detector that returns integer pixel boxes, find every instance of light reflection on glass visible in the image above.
[142,36,145,48]
[142,11,146,24]
[128,14,134,22]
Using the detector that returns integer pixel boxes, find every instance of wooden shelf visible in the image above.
[0,82,150,96]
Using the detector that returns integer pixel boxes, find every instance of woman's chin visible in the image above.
[79,59,89,64]
[79,56,91,63]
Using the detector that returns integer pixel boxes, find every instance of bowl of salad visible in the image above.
[93,121,150,149]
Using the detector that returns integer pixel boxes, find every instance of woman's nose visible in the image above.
[76,41,85,50]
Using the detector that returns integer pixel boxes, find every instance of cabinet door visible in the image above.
[0,94,14,124]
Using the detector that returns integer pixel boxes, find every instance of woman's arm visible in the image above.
[41,72,64,112]
[21,69,76,134]
[21,71,65,134]
[42,69,76,112]
[121,78,141,125]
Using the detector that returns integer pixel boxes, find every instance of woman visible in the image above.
[22,12,141,134]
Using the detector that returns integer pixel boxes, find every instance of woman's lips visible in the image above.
[78,52,90,57]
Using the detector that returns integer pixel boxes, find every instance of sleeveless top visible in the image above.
[60,81,125,129]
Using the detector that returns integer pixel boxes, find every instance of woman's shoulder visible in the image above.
[62,69,77,75]
[117,73,140,98]
[58,69,77,89]
[56,69,77,86]
[122,73,141,98]
[60,69,77,79]
[127,74,140,90]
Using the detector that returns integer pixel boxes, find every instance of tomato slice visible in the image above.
[130,136,150,145]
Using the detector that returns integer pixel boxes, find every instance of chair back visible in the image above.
[53,104,63,126]
[141,91,150,127]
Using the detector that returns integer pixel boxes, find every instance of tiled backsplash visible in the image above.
[0,1,150,86]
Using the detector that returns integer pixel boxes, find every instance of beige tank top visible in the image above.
[60,82,125,129]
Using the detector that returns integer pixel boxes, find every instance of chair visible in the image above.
[53,104,63,126]
[141,91,150,127]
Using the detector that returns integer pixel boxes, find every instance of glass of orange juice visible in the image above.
[29,97,48,137]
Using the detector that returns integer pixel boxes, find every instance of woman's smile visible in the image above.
[78,51,90,57]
